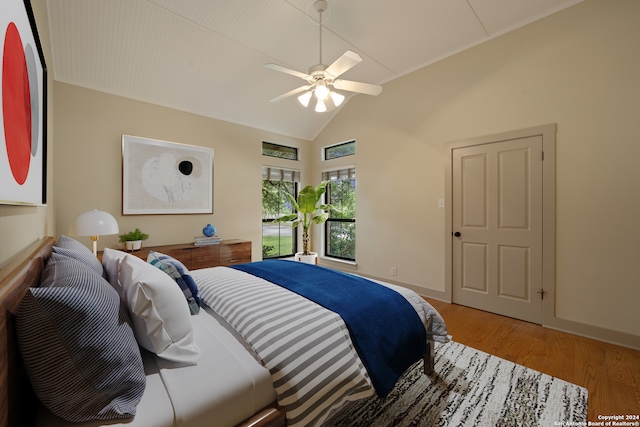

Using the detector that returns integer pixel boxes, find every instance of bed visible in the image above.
[0,236,448,427]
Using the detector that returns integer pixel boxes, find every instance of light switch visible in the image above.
[438,198,445,208]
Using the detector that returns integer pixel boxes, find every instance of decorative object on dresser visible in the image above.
[272,181,338,264]
[68,209,120,256]
[109,239,252,270]
[202,223,216,237]
[118,228,149,251]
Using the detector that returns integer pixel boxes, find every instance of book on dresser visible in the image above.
[99,239,251,270]
[194,235,222,246]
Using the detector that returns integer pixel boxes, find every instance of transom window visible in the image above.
[324,140,355,160]
[262,142,298,160]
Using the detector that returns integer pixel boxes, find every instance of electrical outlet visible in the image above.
[391,267,397,276]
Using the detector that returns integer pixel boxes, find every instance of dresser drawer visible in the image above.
[190,245,219,270]
[219,241,251,266]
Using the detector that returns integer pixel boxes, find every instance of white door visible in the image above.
[451,136,543,323]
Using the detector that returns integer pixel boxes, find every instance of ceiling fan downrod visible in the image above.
[315,0,328,66]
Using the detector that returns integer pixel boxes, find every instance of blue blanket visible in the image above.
[230,260,426,397]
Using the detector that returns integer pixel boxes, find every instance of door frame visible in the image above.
[444,124,556,325]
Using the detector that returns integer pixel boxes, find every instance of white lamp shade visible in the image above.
[298,91,312,107]
[330,91,345,107]
[69,209,119,236]
[315,99,327,112]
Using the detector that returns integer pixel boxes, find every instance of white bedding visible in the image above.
[35,307,276,427]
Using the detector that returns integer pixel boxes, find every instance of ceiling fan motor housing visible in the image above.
[309,64,329,79]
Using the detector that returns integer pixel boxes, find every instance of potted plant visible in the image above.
[273,181,338,264]
[118,228,149,251]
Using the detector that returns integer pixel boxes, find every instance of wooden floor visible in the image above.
[425,299,640,421]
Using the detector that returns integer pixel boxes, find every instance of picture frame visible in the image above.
[0,0,47,205]
[122,135,214,215]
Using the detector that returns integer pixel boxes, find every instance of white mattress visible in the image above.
[35,307,276,427]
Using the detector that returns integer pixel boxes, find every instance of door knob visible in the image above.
[453,232,461,237]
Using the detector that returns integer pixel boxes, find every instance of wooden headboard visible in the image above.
[0,237,54,427]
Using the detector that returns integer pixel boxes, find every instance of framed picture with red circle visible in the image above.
[1,0,47,205]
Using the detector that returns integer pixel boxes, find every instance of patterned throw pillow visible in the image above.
[16,253,146,422]
[147,251,201,314]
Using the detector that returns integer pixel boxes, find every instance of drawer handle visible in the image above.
[228,259,241,264]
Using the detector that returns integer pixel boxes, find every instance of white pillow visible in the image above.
[102,247,128,296]
[119,254,201,365]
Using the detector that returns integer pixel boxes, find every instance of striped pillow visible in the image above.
[16,253,146,422]
[54,235,104,276]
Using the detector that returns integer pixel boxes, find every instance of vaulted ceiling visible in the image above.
[46,0,582,140]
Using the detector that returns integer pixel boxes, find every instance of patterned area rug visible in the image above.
[327,341,588,427]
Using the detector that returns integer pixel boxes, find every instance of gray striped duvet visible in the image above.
[192,266,439,427]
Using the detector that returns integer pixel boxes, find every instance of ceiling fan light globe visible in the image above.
[315,84,329,101]
[298,91,312,107]
[315,99,327,112]
[330,91,345,107]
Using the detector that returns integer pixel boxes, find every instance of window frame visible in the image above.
[262,141,299,160]
[261,175,299,259]
[324,140,355,160]
[323,170,356,262]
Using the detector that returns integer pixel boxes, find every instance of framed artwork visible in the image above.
[122,135,214,215]
[0,0,47,205]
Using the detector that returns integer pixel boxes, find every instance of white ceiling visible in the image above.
[46,0,582,141]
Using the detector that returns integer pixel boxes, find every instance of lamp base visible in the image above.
[90,235,99,257]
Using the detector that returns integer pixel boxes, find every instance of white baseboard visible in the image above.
[545,316,640,351]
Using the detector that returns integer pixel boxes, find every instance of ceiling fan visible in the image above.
[265,0,382,112]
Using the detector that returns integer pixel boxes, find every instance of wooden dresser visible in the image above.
[112,239,251,270]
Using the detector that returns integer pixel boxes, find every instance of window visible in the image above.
[323,167,356,261]
[324,140,355,160]
[262,142,298,160]
[262,167,299,259]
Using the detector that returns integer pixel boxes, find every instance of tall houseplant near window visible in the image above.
[273,182,338,261]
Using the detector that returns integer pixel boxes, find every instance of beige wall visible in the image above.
[312,0,640,346]
[0,0,54,266]
[52,83,311,260]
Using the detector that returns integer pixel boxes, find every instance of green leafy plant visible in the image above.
[272,182,338,255]
[118,228,149,242]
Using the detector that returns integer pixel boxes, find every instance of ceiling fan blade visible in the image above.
[270,85,313,103]
[333,79,382,96]
[265,63,310,80]
[325,50,362,79]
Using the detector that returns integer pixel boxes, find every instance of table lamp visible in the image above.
[69,209,119,256]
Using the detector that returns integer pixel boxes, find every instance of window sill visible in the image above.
[319,256,357,272]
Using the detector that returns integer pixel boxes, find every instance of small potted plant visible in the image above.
[272,181,338,264]
[118,228,149,251]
